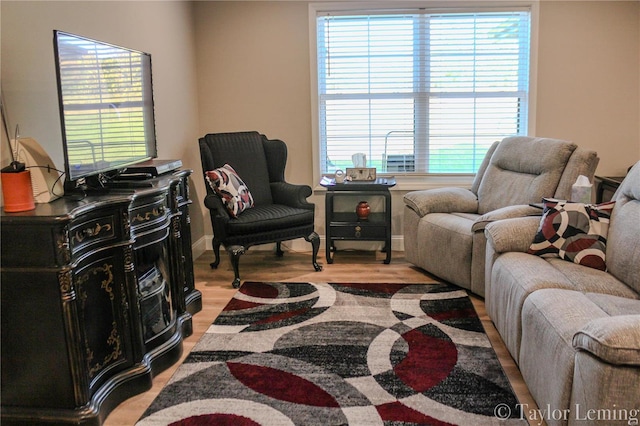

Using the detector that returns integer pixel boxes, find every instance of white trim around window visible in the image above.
[309,1,539,190]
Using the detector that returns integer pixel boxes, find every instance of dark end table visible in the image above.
[595,176,625,203]
[321,177,396,264]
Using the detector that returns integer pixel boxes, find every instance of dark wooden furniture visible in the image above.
[0,170,201,426]
[595,175,625,203]
[323,178,395,264]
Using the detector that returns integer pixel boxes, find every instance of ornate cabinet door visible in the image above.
[72,247,136,394]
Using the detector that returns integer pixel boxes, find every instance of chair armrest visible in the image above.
[573,315,640,366]
[204,194,230,221]
[403,187,478,217]
[204,193,232,240]
[204,193,227,214]
[271,181,314,209]
[484,216,542,254]
[471,204,542,232]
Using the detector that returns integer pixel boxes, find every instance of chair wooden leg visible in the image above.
[306,232,322,271]
[276,241,284,257]
[210,239,222,269]
[227,245,245,288]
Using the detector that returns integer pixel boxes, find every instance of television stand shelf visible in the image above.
[102,178,154,189]
[0,169,201,426]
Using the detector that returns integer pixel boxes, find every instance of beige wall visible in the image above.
[194,1,314,185]
[2,1,639,251]
[536,1,640,175]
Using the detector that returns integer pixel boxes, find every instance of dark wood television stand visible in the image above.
[0,170,202,426]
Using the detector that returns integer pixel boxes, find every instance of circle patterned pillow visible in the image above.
[527,198,616,271]
[205,164,254,218]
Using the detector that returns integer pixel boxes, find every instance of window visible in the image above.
[315,7,531,175]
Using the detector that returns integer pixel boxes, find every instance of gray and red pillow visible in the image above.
[527,198,615,271]
[205,164,254,218]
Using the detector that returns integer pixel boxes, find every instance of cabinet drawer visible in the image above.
[130,196,169,231]
[70,214,119,255]
[330,223,387,239]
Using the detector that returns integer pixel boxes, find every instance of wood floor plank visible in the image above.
[104,249,538,425]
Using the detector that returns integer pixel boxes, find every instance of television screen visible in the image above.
[54,30,157,184]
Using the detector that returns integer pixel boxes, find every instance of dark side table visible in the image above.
[321,177,396,264]
[595,176,625,203]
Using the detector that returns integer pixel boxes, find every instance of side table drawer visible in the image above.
[330,223,387,239]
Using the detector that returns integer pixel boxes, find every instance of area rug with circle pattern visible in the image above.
[137,281,525,425]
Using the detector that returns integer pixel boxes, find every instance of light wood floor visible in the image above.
[105,248,537,425]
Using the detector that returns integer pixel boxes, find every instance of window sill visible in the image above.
[313,174,475,192]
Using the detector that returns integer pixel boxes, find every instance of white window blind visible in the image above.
[316,9,531,175]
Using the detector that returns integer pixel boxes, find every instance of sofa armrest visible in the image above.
[471,204,541,232]
[573,315,640,366]
[484,216,542,254]
[271,181,314,210]
[403,187,478,217]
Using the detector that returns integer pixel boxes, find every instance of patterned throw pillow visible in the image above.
[527,198,615,271]
[205,164,254,218]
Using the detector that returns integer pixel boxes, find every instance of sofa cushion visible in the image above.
[520,289,640,420]
[488,253,638,362]
[545,258,639,298]
[489,253,575,361]
[477,136,576,214]
[520,289,609,419]
[226,204,314,234]
[553,148,600,200]
[527,198,615,271]
[205,164,255,218]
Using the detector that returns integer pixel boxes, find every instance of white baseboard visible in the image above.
[192,235,208,259]
[200,234,405,253]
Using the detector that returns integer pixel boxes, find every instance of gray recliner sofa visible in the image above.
[484,161,640,425]
[403,136,599,296]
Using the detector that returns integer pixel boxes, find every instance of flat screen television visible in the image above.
[53,30,157,191]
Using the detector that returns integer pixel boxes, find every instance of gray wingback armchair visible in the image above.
[402,136,599,296]
[199,131,322,288]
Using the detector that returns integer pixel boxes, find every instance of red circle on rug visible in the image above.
[394,329,458,392]
[170,413,261,426]
[228,362,340,407]
[240,281,280,298]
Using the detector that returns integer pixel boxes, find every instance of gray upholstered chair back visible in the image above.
[477,136,578,214]
[606,161,640,293]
